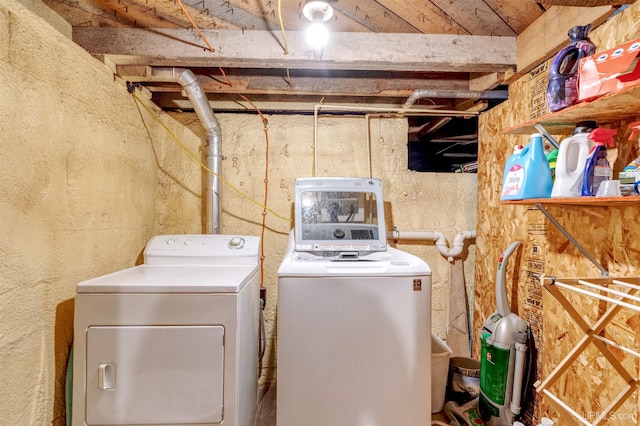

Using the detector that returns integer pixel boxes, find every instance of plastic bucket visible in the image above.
[446,357,480,405]
[431,333,453,413]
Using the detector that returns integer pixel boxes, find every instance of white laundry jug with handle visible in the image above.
[551,121,597,198]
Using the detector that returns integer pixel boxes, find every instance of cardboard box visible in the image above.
[578,39,640,102]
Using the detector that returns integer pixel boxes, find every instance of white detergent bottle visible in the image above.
[551,121,597,198]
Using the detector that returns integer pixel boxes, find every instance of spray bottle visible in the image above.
[546,25,596,112]
[581,128,617,196]
[551,121,598,198]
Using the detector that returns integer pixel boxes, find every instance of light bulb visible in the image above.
[302,0,332,50]
[306,21,329,49]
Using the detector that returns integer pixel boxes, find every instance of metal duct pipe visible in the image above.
[148,68,222,234]
[402,89,509,109]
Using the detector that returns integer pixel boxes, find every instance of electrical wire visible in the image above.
[237,94,271,288]
[259,298,266,361]
[276,0,293,85]
[175,0,215,53]
[175,0,233,87]
[277,0,289,54]
[131,92,292,224]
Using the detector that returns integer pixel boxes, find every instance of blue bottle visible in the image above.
[501,143,523,189]
[581,128,617,196]
[501,133,553,200]
[546,25,596,112]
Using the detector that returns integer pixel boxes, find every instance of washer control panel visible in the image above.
[144,234,260,265]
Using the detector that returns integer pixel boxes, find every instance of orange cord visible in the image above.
[175,0,233,87]
[238,95,270,289]
[168,3,266,285]
[237,94,270,374]
[175,0,215,53]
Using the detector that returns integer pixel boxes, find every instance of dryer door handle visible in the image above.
[98,363,116,390]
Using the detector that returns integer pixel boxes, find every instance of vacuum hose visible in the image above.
[510,333,528,415]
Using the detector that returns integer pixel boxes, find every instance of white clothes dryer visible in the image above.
[72,234,260,426]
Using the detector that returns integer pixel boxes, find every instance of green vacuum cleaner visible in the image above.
[478,241,529,426]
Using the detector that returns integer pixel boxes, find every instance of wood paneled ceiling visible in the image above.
[42,0,632,111]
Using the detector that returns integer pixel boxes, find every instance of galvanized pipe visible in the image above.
[402,89,509,109]
[148,68,222,234]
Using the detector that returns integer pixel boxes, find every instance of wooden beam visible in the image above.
[117,66,469,93]
[483,0,545,34]
[541,0,633,5]
[469,72,506,91]
[135,73,469,98]
[153,94,413,112]
[428,0,517,36]
[330,1,420,33]
[516,5,613,73]
[73,28,516,73]
[364,0,471,34]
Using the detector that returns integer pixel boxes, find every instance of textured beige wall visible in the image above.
[2,0,477,423]
[1,1,201,424]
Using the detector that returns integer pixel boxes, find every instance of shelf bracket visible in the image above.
[534,123,560,149]
[534,203,609,277]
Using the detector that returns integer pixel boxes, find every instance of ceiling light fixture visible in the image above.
[302,0,333,50]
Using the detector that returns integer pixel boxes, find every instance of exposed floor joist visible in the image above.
[73,28,517,73]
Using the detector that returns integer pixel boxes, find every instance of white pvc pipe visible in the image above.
[387,229,476,261]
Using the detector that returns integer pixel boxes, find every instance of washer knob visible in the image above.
[229,237,245,249]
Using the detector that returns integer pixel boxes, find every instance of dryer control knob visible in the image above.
[229,237,245,249]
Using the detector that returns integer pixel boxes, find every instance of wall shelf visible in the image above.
[501,196,640,207]
[504,81,640,135]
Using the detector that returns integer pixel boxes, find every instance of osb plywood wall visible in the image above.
[474,3,640,425]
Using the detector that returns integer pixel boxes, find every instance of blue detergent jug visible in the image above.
[501,133,553,200]
[546,25,596,112]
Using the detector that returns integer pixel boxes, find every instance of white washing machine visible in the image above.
[72,234,260,426]
[277,178,432,426]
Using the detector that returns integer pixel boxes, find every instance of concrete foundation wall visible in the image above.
[1,0,477,422]
[171,111,478,381]
[0,1,202,424]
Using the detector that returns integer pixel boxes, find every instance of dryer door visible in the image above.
[85,325,224,425]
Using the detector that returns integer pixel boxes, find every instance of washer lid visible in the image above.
[293,177,387,256]
[278,246,431,277]
[77,264,258,293]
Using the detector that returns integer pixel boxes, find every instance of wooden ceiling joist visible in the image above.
[516,5,614,73]
[73,28,516,73]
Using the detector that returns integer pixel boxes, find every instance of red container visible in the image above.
[578,39,640,102]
